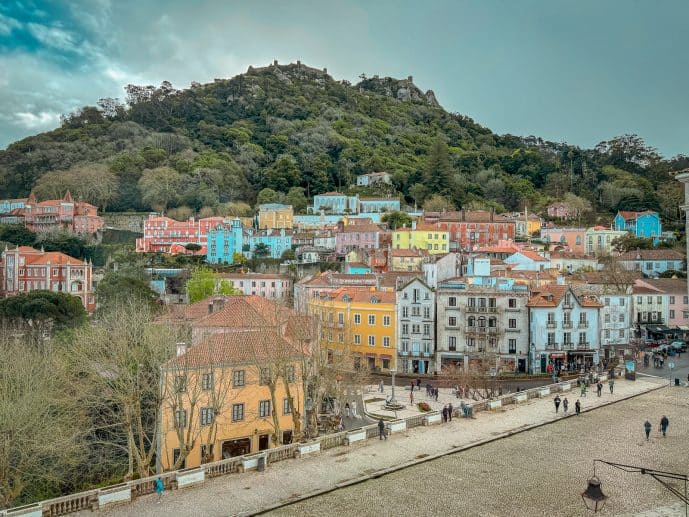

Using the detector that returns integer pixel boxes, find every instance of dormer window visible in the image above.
[342,295,351,302]
[370,296,379,304]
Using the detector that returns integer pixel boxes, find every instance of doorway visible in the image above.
[221,438,251,458]
[367,356,375,370]
[258,434,270,451]
[282,430,293,444]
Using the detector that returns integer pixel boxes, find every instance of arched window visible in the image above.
[468,316,475,327]
[478,317,486,327]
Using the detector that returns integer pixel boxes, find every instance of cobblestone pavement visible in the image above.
[96,376,674,517]
[273,382,689,517]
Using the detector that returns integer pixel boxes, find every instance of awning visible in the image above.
[380,354,392,359]
[676,326,689,331]
[440,353,464,358]
[550,353,566,359]
[366,353,376,358]
[646,325,672,333]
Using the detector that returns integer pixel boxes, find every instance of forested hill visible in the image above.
[1,61,687,223]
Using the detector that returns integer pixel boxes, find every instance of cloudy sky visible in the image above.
[0,0,687,156]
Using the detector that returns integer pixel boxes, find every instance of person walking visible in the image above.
[410,391,414,405]
[379,380,384,393]
[660,416,669,437]
[442,405,448,423]
[562,397,569,414]
[580,383,587,397]
[435,388,439,401]
[155,477,164,503]
[609,378,614,394]
[554,395,561,413]
[417,378,421,389]
[644,420,652,440]
[410,381,414,393]
[575,399,581,415]
[378,418,387,440]
[448,403,453,421]
[596,382,603,397]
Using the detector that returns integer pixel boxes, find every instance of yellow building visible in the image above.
[390,248,427,271]
[309,287,396,371]
[392,222,449,255]
[160,330,305,470]
[258,203,294,229]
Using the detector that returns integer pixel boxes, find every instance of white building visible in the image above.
[422,252,462,288]
[396,278,435,374]
[436,277,530,374]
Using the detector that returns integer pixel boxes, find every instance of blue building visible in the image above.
[618,249,684,277]
[527,284,602,373]
[613,210,662,240]
[248,229,293,259]
[311,192,359,214]
[358,197,401,213]
[206,219,244,264]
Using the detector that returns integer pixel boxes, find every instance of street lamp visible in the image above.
[582,460,688,515]
[389,369,397,404]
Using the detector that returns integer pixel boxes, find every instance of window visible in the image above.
[448,316,457,327]
[619,314,625,323]
[620,298,625,306]
[354,314,361,324]
[200,444,214,464]
[579,313,587,325]
[647,296,653,304]
[423,324,431,336]
[489,298,496,308]
[508,318,516,329]
[448,297,457,307]
[670,296,676,304]
[468,316,475,327]
[383,336,390,348]
[579,333,587,345]
[657,296,662,304]
[423,307,431,318]
[401,340,409,352]
[285,365,295,382]
[508,339,517,353]
[368,335,376,346]
[368,314,376,325]
[467,297,475,307]
[382,358,390,369]
[604,298,610,306]
[466,337,476,347]
[619,329,625,338]
[201,373,213,390]
[412,306,421,316]
[354,334,361,344]
[402,324,408,335]
[200,407,214,426]
[488,318,496,328]
[448,336,457,351]
[547,313,555,324]
[338,312,344,324]
[412,324,420,333]
[670,310,676,319]
[232,403,245,421]
[175,410,187,428]
[508,298,517,308]
[547,333,555,346]
[259,400,271,418]
[174,375,187,393]
[259,368,270,385]
[604,314,610,323]
[637,296,642,304]
[283,398,292,415]
[684,296,689,305]
[402,306,409,317]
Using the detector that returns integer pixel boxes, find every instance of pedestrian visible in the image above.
[448,403,453,421]
[609,379,614,394]
[435,388,439,401]
[345,403,350,418]
[455,385,460,399]
[575,399,581,415]
[154,477,164,503]
[410,391,414,405]
[410,381,414,393]
[597,382,603,397]
[442,405,448,423]
[554,395,561,413]
[379,380,384,393]
[460,401,466,418]
[562,397,569,414]
[644,420,652,440]
[417,378,421,389]
[660,415,669,437]
[580,383,587,397]
[378,418,387,440]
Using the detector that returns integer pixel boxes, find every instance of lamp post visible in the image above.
[582,459,688,515]
[389,369,397,405]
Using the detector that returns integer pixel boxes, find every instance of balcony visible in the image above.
[466,306,488,313]
[411,351,421,357]
[400,351,409,356]
[578,322,589,329]
[465,326,498,334]
[562,321,573,329]
[546,322,556,329]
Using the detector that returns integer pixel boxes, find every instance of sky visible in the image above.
[0,0,687,157]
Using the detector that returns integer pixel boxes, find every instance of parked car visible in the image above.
[670,341,687,352]
[656,344,672,354]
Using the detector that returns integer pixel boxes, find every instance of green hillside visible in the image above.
[0,61,686,225]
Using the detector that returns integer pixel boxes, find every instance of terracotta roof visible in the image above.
[414,222,446,232]
[637,278,687,294]
[391,248,426,257]
[618,249,684,261]
[6,246,85,265]
[317,287,396,304]
[617,210,655,220]
[527,284,602,308]
[512,250,549,262]
[475,246,520,254]
[297,272,377,287]
[340,224,381,234]
[219,273,291,280]
[378,271,424,289]
[164,330,303,369]
[431,210,512,223]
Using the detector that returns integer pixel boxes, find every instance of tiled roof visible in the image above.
[637,278,687,294]
[378,271,424,289]
[514,250,549,262]
[475,246,520,254]
[340,224,381,233]
[391,248,426,257]
[164,330,303,369]
[316,287,396,304]
[617,210,655,220]
[432,210,512,223]
[618,249,684,261]
[527,284,602,308]
[6,246,85,265]
[218,273,291,280]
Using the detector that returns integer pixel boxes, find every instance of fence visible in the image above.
[2,375,599,517]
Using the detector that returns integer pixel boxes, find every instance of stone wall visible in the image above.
[102,213,150,233]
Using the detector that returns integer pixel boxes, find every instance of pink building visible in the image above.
[635,278,689,328]
[547,202,579,220]
[335,222,383,255]
[219,273,293,303]
[136,215,227,253]
[0,192,103,236]
[0,245,96,312]
[540,228,587,254]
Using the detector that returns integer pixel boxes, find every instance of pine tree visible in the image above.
[423,137,453,196]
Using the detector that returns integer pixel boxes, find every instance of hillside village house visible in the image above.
[584,226,627,256]
[356,172,391,187]
[389,248,427,272]
[258,203,294,229]
[137,215,227,253]
[618,249,684,277]
[423,210,516,250]
[549,251,599,274]
[392,222,449,255]
[217,273,292,302]
[422,252,463,288]
[308,287,396,372]
[436,277,530,374]
[311,192,360,214]
[158,295,317,468]
[613,210,662,240]
[501,211,542,239]
[527,284,602,373]
[632,278,689,339]
[335,222,383,254]
[206,219,244,264]
[396,278,436,374]
[358,198,400,213]
[247,229,293,259]
[0,197,27,214]
[0,245,96,312]
[540,228,587,254]
[547,202,579,220]
[503,250,550,271]
[0,192,103,236]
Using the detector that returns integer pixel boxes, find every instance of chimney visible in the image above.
[273,59,278,66]
[490,207,495,222]
[407,75,413,82]
[176,342,187,357]
[208,302,214,314]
